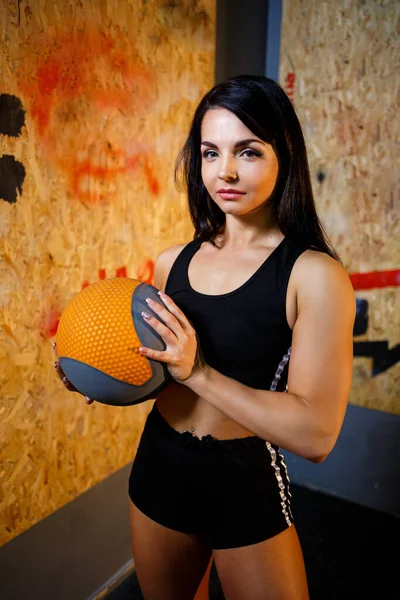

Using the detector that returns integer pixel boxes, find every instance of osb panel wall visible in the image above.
[0,0,215,545]
[280,0,399,415]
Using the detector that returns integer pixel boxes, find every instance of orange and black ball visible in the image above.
[56,278,171,406]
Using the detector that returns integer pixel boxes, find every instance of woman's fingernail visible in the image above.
[62,377,68,384]
[54,362,58,369]
[141,311,151,320]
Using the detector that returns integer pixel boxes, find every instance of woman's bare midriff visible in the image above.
[155,383,256,440]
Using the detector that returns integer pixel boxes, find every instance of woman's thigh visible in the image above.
[129,501,212,600]
[213,525,309,600]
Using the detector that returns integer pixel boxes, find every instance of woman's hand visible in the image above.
[52,341,94,405]
[139,291,208,384]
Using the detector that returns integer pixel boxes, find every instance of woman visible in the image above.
[54,75,356,599]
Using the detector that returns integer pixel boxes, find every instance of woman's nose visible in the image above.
[218,159,238,181]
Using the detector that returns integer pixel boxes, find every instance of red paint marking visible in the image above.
[143,158,160,196]
[68,145,143,204]
[349,269,400,291]
[81,266,128,289]
[19,29,152,137]
[125,155,141,172]
[136,258,155,285]
[285,72,295,103]
[115,266,127,278]
[286,73,295,87]
[39,307,61,340]
[16,27,157,202]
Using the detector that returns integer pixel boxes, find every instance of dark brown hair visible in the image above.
[175,74,341,262]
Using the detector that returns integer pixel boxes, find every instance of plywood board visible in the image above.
[280,0,399,415]
[0,0,215,545]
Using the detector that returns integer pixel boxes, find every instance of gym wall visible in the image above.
[279,0,399,416]
[0,0,216,546]
[276,0,399,514]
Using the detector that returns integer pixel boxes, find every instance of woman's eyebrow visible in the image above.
[201,138,265,148]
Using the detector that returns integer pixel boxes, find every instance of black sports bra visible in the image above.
[165,236,307,391]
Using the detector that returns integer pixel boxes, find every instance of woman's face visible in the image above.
[200,108,279,216]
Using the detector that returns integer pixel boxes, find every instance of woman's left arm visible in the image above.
[183,251,356,463]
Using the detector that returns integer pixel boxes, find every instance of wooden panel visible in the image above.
[279,0,399,415]
[0,0,215,545]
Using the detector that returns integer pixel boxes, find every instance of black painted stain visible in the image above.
[0,94,25,137]
[354,298,368,336]
[354,298,399,376]
[354,340,400,377]
[0,154,26,203]
[316,170,326,184]
[0,94,26,203]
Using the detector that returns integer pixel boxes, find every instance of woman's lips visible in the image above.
[217,190,245,200]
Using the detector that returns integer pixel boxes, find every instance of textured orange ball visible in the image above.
[56,278,171,405]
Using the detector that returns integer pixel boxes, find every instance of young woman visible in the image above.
[54,75,356,600]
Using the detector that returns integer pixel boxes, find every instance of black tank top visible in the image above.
[165,236,307,392]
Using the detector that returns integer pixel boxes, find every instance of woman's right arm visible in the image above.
[53,243,186,403]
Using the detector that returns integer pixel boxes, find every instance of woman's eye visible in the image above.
[242,149,261,158]
[202,150,218,159]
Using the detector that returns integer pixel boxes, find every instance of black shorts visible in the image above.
[128,402,293,550]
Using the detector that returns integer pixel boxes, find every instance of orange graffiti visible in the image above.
[81,261,154,289]
[115,266,127,278]
[17,26,161,203]
[136,257,155,285]
[39,305,61,340]
[81,266,128,289]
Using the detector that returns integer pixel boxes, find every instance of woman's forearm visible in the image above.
[182,365,332,462]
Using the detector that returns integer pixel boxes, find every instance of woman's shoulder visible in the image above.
[153,241,192,291]
[292,248,355,307]
[294,246,343,272]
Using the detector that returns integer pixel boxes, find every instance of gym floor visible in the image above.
[103,483,398,600]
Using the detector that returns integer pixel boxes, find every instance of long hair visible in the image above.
[175,74,341,262]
